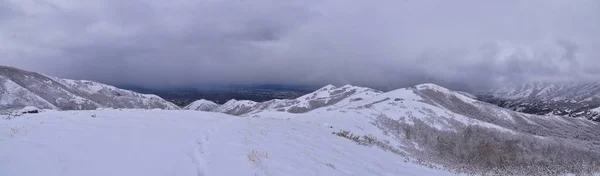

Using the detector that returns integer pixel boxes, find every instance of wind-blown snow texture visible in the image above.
[0,65,179,112]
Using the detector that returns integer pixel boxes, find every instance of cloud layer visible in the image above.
[2,0,599,90]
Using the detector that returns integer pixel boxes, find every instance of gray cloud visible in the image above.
[1,0,599,91]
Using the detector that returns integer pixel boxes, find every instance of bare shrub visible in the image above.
[247,150,270,165]
[333,130,408,157]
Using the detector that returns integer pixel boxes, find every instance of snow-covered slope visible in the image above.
[248,83,600,174]
[478,81,600,121]
[0,75,58,111]
[0,109,455,176]
[183,99,219,111]
[0,65,179,112]
[186,84,382,115]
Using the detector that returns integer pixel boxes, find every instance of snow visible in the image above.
[415,83,477,103]
[1,69,178,111]
[192,84,382,115]
[212,99,258,114]
[335,87,514,132]
[18,106,40,113]
[184,99,219,111]
[0,109,456,176]
[293,85,379,110]
[58,79,110,94]
[0,76,58,110]
[319,84,336,91]
[591,107,600,113]
[50,78,180,110]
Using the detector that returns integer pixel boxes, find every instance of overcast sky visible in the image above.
[1,0,599,91]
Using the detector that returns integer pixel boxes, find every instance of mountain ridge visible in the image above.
[0,65,179,112]
[183,84,383,115]
[477,81,600,121]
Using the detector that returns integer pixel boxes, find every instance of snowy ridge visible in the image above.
[248,84,382,114]
[183,99,219,111]
[211,99,259,115]
[479,81,600,121]
[186,84,382,115]
[0,65,179,112]
[488,82,600,101]
[54,78,179,110]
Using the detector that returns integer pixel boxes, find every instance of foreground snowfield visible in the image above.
[0,109,455,176]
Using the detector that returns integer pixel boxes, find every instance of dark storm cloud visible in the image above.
[2,0,600,90]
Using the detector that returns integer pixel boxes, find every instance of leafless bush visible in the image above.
[247,150,269,165]
[333,130,408,157]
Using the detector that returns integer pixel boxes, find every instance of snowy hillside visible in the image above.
[183,99,219,111]
[478,81,600,121]
[223,83,600,174]
[487,82,600,101]
[0,65,179,112]
[211,99,260,115]
[0,109,454,176]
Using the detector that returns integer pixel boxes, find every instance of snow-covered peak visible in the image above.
[341,84,354,89]
[414,83,450,92]
[212,99,259,115]
[414,83,478,103]
[193,99,217,104]
[319,84,337,91]
[297,84,374,101]
[184,99,219,111]
[286,84,382,112]
[223,99,258,106]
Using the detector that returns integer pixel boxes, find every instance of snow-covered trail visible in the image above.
[0,110,234,176]
[0,109,455,176]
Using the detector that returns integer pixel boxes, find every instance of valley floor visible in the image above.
[0,109,454,176]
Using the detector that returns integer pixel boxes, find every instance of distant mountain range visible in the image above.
[184,81,600,123]
[4,64,600,124]
[477,82,600,122]
[183,84,382,115]
[0,65,179,113]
